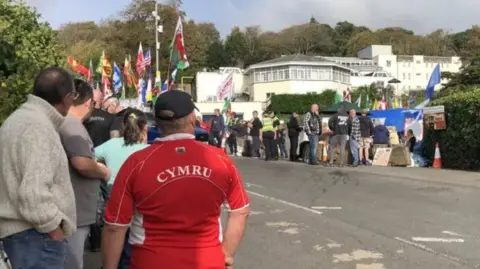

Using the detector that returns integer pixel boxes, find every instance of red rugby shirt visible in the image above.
[104,133,249,269]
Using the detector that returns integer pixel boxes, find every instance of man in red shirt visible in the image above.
[102,90,250,269]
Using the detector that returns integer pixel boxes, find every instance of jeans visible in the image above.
[278,142,287,158]
[350,138,360,164]
[64,225,90,269]
[329,134,348,165]
[308,134,319,164]
[2,228,67,269]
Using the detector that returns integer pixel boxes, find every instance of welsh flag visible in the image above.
[334,92,343,103]
[168,17,189,85]
[221,98,231,115]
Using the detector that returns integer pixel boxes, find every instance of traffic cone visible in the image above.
[322,143,328,162]
[433,142,442,168]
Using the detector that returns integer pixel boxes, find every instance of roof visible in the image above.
[246,54,350,72]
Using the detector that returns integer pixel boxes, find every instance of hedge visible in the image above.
[270,90,338,113]
[421,88,480,171]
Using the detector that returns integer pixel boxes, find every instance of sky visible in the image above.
[25,0,479,37]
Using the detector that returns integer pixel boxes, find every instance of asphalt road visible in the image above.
[85,158,480,269]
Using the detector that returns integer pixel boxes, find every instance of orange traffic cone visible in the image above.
[433,143,442,168]
[322,143,328,162]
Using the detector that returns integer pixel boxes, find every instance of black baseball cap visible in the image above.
[154,90,198,120]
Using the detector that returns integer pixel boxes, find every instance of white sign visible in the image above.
[423,106,444,114]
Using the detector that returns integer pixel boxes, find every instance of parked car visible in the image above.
[145,113,209,144]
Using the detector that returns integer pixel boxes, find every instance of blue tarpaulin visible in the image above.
[368,108,421,132]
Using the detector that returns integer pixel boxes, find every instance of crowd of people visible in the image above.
[0,67,249,269]
[203,103,417,167]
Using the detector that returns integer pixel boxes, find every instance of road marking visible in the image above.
[246,190,323,215]
[311,206,342,210]
[394,237,462,263]
[333,249,383,263]
[356,263,386,269]
[246,183,263,188]
[265,221,297,228]
[411,237,464,243]
[279,228,300,234]
[442,231,462,237]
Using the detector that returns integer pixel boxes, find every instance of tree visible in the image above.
[0,0,63,123]
[206,41,231,69]
[224,27,248,67]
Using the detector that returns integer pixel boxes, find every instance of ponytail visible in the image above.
[123,109,148,146]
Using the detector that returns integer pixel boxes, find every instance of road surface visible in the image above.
[85,158,480,269]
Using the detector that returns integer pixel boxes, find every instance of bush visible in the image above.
[270,90,337,113]
[421,88,480,171]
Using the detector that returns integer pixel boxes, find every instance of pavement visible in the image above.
[84,158,480,269]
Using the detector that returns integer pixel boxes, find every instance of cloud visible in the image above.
[225,0,479,34]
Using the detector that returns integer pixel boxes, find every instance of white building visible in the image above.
[322,45,462,94]
[243,54,351,102]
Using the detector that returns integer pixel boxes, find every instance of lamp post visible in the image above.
[152,1,163,75]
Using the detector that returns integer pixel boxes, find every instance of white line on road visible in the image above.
[246,190,323,215]
[411,237,464,243]
[246,183,264,188]
[394,237,462,263]
[442,231,462,237]
[311,206,342,210]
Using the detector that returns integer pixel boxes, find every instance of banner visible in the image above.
[423,106,446,130]
[217,72,234,101]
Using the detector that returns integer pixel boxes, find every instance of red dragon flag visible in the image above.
[167,17,189,89]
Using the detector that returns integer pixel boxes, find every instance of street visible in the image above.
[85,158,480,269]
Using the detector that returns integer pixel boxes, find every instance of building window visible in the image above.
[403,73,406,80]
[416,60,421,64]
[416,73,421,76]
[386,60,391,67]
[408,73,411,80]
[285,70,289,80]
[290,69,297,80]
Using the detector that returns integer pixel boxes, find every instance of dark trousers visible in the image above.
[252,136,261,157]
[262,131,276,160]
[289,135,299,161]
[208,131,222,148]
[227,135,237,154]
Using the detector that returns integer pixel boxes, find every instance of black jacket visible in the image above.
[287,116,302,137]
[359,116,374,138]
[328,112,349,135]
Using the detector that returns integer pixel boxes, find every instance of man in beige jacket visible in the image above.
[0,67,77,269]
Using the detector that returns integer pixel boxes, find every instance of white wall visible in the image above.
[289,80,349,94]
[194,102,265,120]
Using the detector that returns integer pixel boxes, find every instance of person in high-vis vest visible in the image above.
[261,111,277,161]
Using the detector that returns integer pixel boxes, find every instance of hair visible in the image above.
[156,113,192,135]
[231,112,237,118]
[32,67,75,105]
[73,79,93,106]
[123,108,148,146]
[103,97,120,110]
[407,129,414,135]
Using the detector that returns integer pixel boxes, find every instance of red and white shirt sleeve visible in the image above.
[225,159,249,212]
[104,155,140,226]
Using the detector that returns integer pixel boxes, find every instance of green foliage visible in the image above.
[421,88,480,171]
[270,90,338,113]
[0,0,63,123]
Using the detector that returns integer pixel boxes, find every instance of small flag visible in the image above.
[365,94,370,109]
[87,59,94,86]
[121,84,126,100]
[334,92,343,103]
[136,43,145,77]
[113,62,122,94]
[142,49,152,69]
[425,64,441,100]
[67,57,89,77]
[355,94,361,107]
[379,95,387,110]
[146,74,153,102]
[343,88,351,102]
